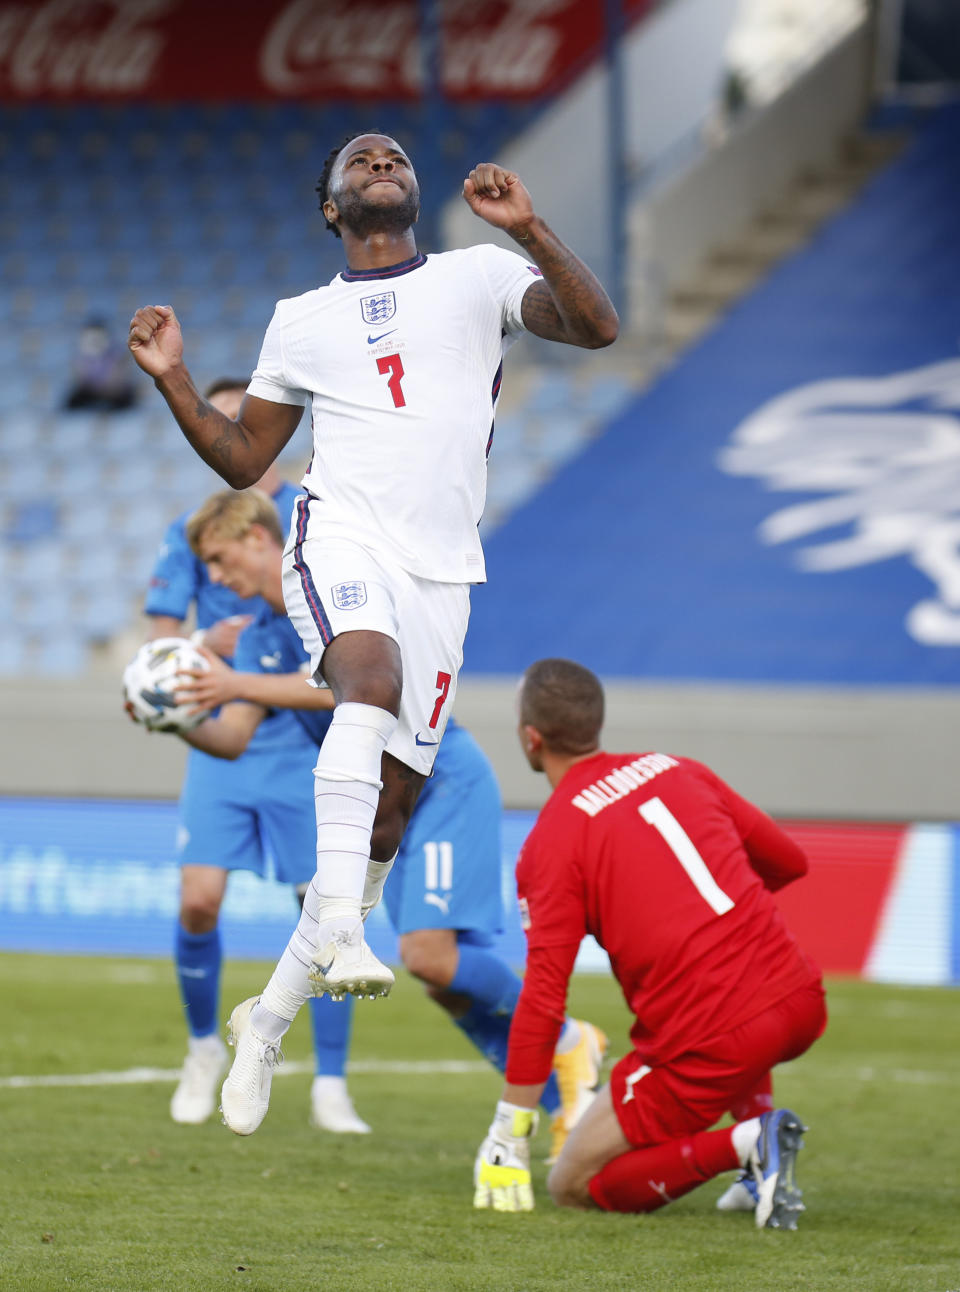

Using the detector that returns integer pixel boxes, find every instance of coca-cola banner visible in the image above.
[0,0,653,101]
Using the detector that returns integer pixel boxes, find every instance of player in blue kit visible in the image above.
[142,378,367,1134]
[176,487,608,1147]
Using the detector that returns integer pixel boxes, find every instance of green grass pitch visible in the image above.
[1,953,957,1291]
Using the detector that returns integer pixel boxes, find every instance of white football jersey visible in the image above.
[248,244,539,583]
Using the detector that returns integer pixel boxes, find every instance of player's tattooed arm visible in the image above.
[514,221,619,350]
[461,164,618,350]
[154,364,269,486]
[128,305,302,486]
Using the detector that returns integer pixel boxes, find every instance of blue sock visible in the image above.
[308,993,355,1077]
[449,943,521,1015]
[449,944,561,1116]
[174,924,221,1038]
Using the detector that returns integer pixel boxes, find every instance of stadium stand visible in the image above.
[0,99,559,674]
[464,102,960,686]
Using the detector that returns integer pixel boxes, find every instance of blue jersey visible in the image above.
[144,482,301,631]
[233,605,330,752]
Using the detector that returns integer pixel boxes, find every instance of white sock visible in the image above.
[555,1019,581,1055]
[312,1075,347,1096]
[731,1117,762,1167]
[312,702,397,934]
[257,877,328,1027]
[188,1032,223,1055]
[362,854,396,920]
[250,999,291,1044]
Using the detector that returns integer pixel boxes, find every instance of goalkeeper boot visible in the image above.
[170,1034,228,1125]
[310,1076,372,1134]
[309,924,394,1001]
[550,1020,608,1158]
[220,997,283,1136]
[716,1169,760,1212]
[546,1112,568,1166]
[749,1108,807,1230]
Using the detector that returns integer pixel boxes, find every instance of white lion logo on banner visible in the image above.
[717,359,960,646]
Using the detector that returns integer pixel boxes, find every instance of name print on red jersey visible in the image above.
[571,753,679,818]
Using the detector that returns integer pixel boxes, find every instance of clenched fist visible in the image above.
[462,164,536,236]
[128,305,183,379]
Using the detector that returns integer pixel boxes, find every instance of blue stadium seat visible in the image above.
[15,590,63,635]
[0,412,42,454]
[28,633,89,677]
[4,502,59,546]
[77,589,133,641]
[60,500,112,544]
[0,456,51,502]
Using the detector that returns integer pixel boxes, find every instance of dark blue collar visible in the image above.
[341,253,427,282]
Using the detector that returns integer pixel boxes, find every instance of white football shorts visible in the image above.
[282,496,471,775]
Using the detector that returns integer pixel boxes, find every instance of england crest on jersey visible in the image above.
[331,580,367,610]
[360,292,396,325]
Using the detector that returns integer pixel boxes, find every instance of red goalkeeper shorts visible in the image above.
[610,979,827,1148]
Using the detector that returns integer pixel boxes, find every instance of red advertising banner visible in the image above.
[0,0,652,102]
[775,822,904,976]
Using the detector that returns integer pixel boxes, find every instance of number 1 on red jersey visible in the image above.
[639,796,735,916]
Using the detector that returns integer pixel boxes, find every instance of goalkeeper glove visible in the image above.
[473,1101,538,1212]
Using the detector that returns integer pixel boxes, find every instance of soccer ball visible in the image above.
[122,637,212,733]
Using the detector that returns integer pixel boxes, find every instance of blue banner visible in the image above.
[0,795,538,968]
[467,104,960,685]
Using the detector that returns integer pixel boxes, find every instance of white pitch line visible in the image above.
[0,1058,491,1090]
[3,1060,951,1093]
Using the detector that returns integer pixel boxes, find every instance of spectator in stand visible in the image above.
[64,317,138,412]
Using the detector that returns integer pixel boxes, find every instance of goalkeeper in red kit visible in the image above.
[473,658,826,1229]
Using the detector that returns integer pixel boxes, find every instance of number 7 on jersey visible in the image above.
[377,353,406,408]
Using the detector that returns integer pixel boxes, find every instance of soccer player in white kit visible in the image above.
[129,132,618,1134]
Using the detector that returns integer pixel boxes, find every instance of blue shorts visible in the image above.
[383,724,504,938]
[177,738,317,885]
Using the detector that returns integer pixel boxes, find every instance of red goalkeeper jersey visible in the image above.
[506,752,821,1087]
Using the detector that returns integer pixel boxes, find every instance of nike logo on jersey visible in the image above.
[415,732,439,746]
[367,329,397,344]
[259,651,282,670]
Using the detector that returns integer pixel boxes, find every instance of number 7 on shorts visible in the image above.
[429,671,451,730]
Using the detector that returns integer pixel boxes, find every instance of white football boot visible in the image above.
[220,997,283,1136]
[308,926,394,1001]
[716,1170,760,1212]
[309,1076,372,1134]
[170,1034,229,1124]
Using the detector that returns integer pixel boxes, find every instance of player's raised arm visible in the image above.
[461,164,619,351]
[127,305,302,488]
